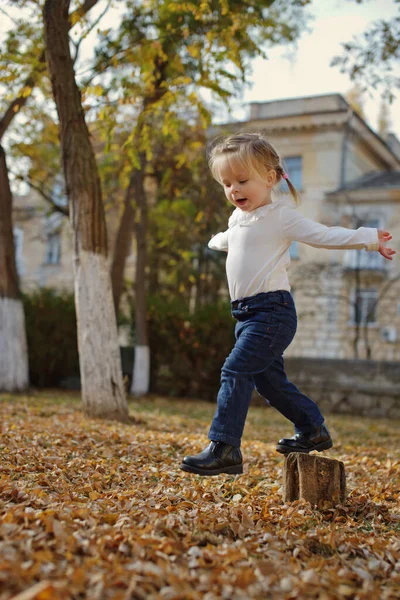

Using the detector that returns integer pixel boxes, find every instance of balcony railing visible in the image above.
[344,250,388,271]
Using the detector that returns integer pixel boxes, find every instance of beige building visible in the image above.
[12,184,135,294]
[12,93,400,361]
[13,190,74,292]
[227,93,400,361]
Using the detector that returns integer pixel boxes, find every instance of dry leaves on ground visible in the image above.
[0,393,399,600]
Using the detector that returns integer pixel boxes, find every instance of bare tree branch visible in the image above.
[72,0,113,65]
[13,173,69,216]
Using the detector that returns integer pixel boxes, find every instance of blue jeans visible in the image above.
[208,290,325,447]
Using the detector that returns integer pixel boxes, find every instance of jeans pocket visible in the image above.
[269,322,296,357]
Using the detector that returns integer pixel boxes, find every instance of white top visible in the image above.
[208,200,380,301]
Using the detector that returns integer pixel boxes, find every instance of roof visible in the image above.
[214,93,400,169]
[329,171,400,193]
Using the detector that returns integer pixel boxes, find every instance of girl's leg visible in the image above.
[207,364,256,447]
[253,355,325,434]
[181,318,278,475]
[208,321,277,447]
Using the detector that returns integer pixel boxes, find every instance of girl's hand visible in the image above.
[378,230,396,261]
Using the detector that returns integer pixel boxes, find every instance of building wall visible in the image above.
[13,196,74,292]
[286,267,400,362]
[344,135,389,183]
[12,191,137,293]
[249,93,348,120]
[281,357,400,419]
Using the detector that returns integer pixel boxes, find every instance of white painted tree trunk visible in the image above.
[75,251,128,421]
[0,297,29,391]
[44,0,128,423]
[131,345,150,396]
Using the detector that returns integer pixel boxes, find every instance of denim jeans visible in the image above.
[208,290,325,447]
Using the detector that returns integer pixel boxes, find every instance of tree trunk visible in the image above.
[0,146,29,391]
[131,155,150,396]
[0,0,99,393]
[109,163,151,395]
[111,172,136,315]
[283,453,346,506]
[43,0,128,422]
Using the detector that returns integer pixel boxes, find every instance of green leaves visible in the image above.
[91,0,311,149]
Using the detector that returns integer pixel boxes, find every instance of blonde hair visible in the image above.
[208,132,301,207]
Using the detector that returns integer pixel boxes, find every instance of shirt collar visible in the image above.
[228,203,274,228]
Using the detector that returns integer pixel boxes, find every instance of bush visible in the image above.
[22,288,234,398]
[146,296,234,400]
[23,288,80,388]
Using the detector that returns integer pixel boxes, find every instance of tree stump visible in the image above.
[283,452,346,506]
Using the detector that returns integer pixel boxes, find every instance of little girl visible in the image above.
[180,132,396,476]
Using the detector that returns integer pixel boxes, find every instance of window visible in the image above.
[344,216,386,270]
[359,218,380,229]
[52,175,68,208]
[345,250,386,270]
[349,288,378,325]
[45,232,61,265]
[289,240,299,259]
[13,227,24,275]
[44,212,63,265]
[281,156,302,191]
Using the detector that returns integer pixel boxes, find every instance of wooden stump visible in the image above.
[283,452,346,506]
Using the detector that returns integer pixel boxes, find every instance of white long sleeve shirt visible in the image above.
[208,200,380,301]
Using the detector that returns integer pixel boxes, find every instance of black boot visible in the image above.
[276,423,333,454]
[180,441,243,476]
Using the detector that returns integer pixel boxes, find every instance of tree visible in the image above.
[0,0,100,392]
[331,0,400,102]
[0,145,29,390]
[145,124,229,309]
[43,0,128,422]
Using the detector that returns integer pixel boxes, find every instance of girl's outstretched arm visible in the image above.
[280,205,381,252]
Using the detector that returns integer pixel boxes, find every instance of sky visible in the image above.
[224,0,400,136]
[1,0,399,138]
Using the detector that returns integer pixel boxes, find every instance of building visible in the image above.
[12,182,135,294]
[12,188,75,291]
[230,93,400,360]
[12,93,400,360]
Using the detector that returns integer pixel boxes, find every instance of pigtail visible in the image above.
[277,163,301,207]
[285,177,301,207]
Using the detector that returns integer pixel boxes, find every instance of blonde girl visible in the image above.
[180,132,395,476]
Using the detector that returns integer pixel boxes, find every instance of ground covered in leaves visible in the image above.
[0,392,399,600]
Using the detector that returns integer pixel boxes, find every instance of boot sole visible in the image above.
[276,439,333,455]
[179,463,243,476]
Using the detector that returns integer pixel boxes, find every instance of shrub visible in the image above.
[22,288,79,388]
[146,296,234,399]
[22,288,234,398]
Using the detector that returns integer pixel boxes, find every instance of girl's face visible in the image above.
[217,158,274,212]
